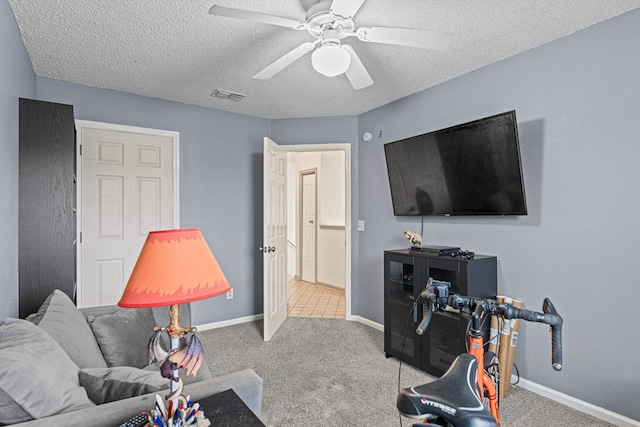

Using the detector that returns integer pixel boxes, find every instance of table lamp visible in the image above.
[118,228,231,395]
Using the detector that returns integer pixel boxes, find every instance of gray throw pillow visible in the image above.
[79,366,170,404]
[0,319,95,425]
[27,289,107,369]
[88,308,157,368]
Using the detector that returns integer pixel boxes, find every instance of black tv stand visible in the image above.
[384,248,497,376]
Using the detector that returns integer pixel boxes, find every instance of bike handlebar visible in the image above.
[542,298,563,371]
[415,304,432,336]
[417,278,564,371]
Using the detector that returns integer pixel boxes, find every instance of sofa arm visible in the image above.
[10,369,263,427]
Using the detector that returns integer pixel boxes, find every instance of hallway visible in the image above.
[287,277,345,319]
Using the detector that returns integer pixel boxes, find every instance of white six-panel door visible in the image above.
[301,171,317,283]
[79,125,176,307]
[263,137,288,341]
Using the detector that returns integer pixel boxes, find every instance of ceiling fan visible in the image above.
[208,0,453,90]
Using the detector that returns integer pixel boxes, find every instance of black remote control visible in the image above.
[119,412,149,427]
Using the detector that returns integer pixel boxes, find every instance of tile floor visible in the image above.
[287,277,346,319]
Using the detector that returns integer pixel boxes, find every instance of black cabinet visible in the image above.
[384,252,421,366]
[19,98,76,318]
[384,249,497,376]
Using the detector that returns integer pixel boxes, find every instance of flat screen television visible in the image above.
[383,110,527,216]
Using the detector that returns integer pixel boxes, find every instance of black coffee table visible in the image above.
[197,389,265,427]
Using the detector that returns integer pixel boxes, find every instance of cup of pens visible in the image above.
[148,392,210,427]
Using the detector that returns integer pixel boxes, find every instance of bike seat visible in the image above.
[397,353,497,427]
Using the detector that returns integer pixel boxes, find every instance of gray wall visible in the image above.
[0,1,36,319]
[357,9,640,420]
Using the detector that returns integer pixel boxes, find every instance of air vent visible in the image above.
[210,89,246,102]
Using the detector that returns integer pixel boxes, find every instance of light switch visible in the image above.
[357,220,365,231]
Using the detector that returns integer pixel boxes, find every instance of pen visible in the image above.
[154,415,165,427]
[185,409,195,422]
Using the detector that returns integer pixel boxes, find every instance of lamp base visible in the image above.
[156,304,196,392]
[166,304,197,339]
[155,304,204,393]
[152,379,211,427]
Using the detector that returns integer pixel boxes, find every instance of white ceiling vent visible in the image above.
[210,89,246,102]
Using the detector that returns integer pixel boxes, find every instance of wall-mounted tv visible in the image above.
[383,110,527,216]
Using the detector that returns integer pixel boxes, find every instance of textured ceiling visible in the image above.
[9,0,640,119]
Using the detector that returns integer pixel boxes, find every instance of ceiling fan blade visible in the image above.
[358,26,453,50]
[253,42,317,80]
[342,45,373,90]
[330,0,366,19]
[208,5,307,29]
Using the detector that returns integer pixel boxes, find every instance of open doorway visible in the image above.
[285,147,349,319]
[262,140,350,340]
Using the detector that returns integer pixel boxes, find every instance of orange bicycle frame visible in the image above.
[468,335,500,426]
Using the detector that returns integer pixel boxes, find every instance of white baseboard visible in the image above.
[195,313,379,333]
[197,314,383,332]
[195,313,264,332]
[349,315,384,331]
[513,376,640,426]
[315,281,346,292]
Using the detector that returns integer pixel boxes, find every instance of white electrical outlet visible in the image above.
[226,288,233,300]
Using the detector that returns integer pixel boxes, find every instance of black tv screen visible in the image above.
[384,111,527,216]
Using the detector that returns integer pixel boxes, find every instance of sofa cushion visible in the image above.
[27,289,107,369]
[88,308,157,368]
[79,366,169,404]
[0,388,30,425]
[0,318,95,425]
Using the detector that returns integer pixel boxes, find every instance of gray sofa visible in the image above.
[0,290,262,426]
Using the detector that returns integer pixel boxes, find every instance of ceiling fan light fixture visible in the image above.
[311,44,351,77]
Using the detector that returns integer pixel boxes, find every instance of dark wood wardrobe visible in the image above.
[19,98,76,318]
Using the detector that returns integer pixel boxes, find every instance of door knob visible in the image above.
[309,220,314,224]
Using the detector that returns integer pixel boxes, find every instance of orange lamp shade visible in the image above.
[118,228,231,308]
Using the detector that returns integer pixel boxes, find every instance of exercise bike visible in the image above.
[396,278,563,427]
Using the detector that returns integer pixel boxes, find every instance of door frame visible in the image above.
[74,120,180,307]
[283,143,351,319]
[299,168,317,283]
